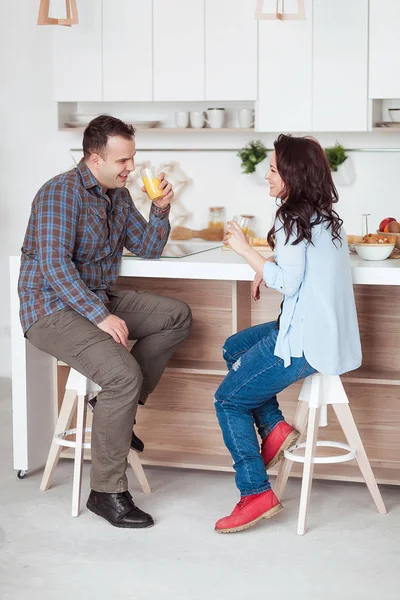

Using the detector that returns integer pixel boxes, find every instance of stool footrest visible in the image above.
[284,440,356,464]
[55,427,92,449]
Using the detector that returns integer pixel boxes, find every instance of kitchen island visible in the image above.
[9,248,400,485]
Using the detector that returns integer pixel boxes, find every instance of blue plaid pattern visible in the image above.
[18,160,170,333]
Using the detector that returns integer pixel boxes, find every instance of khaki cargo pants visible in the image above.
[26,290,192,493]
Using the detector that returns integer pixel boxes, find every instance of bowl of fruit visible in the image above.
[353,233,396,261]
[377,218,400,249]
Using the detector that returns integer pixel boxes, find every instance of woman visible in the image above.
[214,134,361,534]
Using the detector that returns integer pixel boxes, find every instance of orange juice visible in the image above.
[241,226,249,236]
[142,175,163,201]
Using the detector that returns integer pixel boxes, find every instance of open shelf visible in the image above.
[58,358,227,375]
[60,447,400,486]
[57,361,400,383]
[59,127,255,133]
[342,368,400,386]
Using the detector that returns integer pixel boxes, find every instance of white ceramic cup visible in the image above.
[175,111,189,129]
[189,111,205,128]
[205,108,225,129]
[238,108,254,128]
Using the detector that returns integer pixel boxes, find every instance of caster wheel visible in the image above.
[17,470,27,479]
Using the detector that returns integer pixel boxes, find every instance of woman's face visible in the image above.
[266,151,285,198]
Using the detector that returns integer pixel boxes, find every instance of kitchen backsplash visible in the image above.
[65,144,400,238]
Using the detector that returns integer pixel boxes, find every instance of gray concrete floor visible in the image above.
[0,379,399,600]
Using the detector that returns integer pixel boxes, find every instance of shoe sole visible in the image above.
[265,430,301,471]
[215,502,283,534]
[86,501,154,529]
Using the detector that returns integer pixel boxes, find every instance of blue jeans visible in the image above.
[214,321,316,497]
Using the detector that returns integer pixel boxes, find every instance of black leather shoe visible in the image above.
[88,397,144,453]
[86,490,154,529]
[131,430,144,453]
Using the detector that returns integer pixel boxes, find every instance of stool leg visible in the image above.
[128,449,151,494]
[274,400,309,499]
[40,390,77,491]
[333,403,387,515]
[71,395,88,517]
[297,406,320,535]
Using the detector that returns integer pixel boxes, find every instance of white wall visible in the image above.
[0,0,64,378]
[1,2,400,379]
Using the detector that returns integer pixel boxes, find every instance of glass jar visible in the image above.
[208,207,225,239]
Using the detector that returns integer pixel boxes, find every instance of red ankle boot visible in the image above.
[215,489,282,533]
[261,421,300,470]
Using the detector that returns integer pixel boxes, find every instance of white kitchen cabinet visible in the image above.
[103,0,153,102]
[369,0,400,99]
[52,0,102,102]
[313,0,368,131]
[205,0,257,101]
[153,0,204,101]
[257,0,313,132]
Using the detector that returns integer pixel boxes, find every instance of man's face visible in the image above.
[90,135,136,191]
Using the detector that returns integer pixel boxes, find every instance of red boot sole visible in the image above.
[265,429,301,470]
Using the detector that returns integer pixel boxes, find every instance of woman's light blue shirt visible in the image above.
[263,220,362,375]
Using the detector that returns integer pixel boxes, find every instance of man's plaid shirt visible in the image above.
[18,160,170,333]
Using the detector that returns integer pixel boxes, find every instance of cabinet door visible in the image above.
[205,0,257,101]
[52,0,102,101]
[369,0,400,98]
[153,0,204,101]
[257,0,313,132]
[103,0,152,101]
[313,0,368,131]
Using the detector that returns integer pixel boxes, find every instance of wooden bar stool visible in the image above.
[40,368,151,517]
[274,373,387,535]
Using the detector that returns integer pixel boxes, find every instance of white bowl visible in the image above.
[354,243,394,261]
[388,108,400,122]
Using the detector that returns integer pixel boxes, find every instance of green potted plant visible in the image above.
[237,140,268,181]
[324,142,355,186]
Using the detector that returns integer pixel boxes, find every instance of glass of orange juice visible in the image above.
[140,165,163,201]
[232,215,251,236]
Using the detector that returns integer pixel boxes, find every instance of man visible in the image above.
[18,115,192,528]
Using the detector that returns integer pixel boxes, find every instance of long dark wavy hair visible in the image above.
[267,134,343,250]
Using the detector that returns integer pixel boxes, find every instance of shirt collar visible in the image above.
[77,159,101,191]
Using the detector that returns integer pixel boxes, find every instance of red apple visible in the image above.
[379,217,396,232]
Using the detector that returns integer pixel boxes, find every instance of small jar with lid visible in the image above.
[208,207,225,239]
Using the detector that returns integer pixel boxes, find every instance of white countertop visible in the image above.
[120,246,400,286]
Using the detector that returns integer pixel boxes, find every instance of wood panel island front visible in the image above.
[9,248,400,485]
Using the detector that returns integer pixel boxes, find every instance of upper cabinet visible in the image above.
[153,0,204,101]
[53,0,258,104]
[257,0,368,132]
[205,0,257,101]
[103,0,152,102]
[369,0,400,99]
[313,0,368,131]
[52,0,102,101]
[257,0,313,132]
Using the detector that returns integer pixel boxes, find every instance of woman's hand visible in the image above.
[223,221,249,256]
[252,273,266,301]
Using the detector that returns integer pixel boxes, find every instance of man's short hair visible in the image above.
[83,115,135,159]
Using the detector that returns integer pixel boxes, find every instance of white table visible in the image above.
[9,249,400,477]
